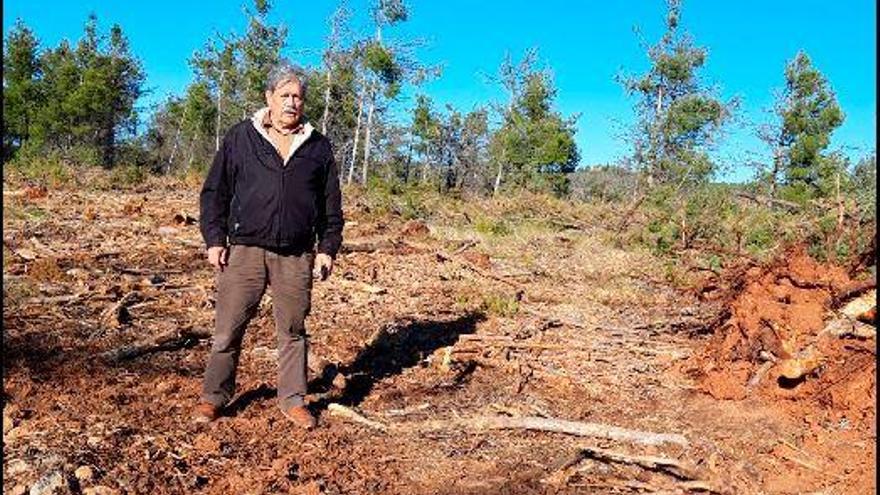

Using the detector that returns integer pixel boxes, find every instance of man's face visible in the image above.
[266,78,304,127]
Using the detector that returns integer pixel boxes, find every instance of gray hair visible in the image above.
[264,59,308,94]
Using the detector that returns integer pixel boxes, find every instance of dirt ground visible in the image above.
[3,180,876,494]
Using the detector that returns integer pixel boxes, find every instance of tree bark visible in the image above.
[362,83,376,185]
[348,87,364,184]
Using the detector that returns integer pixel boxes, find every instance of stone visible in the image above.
[28,470,67,495]
[74,466,94,482]
[6,458,32,476]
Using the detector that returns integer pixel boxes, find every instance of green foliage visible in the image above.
[774,52,845,197]
[3,15,145,168]
[480,292,519,317]
[474,216,512,237]
[622,0,733,186]
[490,53,579,196]
[108,163,147,188]
[364,43,401,85]
[5,143,78,187]
[569,164,639,203]
[2,19,41,158]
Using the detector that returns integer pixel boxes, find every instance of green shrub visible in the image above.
[480,292,519,317]
[474,216,512,237]
[109,164,148,188]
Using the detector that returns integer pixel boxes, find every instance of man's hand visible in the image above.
[207,246,228,271]
[313,253,333,281]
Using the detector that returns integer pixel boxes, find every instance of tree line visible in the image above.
[3,0,874,204]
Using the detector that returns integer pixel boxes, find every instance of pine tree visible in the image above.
[775,52,845,200]
[489,51,579,196]
[622,0,733,187]
[2,19,42,158]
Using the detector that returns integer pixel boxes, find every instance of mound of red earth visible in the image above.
[688,248,876,429]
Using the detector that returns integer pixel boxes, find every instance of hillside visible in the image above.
[2,176,875,495]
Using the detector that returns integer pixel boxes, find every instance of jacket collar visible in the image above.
[251,107,314,166]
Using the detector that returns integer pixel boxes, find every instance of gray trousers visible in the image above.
[201,245,313,411]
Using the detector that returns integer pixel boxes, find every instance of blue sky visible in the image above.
[3,0,876,182]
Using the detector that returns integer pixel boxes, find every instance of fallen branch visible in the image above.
[579,445,700,481]
[339,279,387,295]
[833,279,876,307]
[735,192,801,212]
[412,415,688,447]
[452,239,479,255]
[327,403,388,432]
[24,292,87,305]
[455,337,591,353]
[340,240,395,254]
[102,327,211,362]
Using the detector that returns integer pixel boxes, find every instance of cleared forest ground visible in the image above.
[2,177,875,495]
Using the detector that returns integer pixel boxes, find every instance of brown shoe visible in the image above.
[193,402,220,423]
[282,406,317,429]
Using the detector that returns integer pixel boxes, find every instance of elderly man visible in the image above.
[195,60,344,428]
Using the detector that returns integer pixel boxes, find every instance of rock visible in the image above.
[29,470,68,495]
[6,458,32,476]
[74,466,94,482]
[193,433,220,453]
[154,380,179,394]
[841,290,876,318]
[65,268,89,279]
[5,425,24,443]
[332,373,347,390]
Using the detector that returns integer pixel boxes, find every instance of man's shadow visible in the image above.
[224,311,485,417]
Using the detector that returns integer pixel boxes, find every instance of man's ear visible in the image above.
[265,90,273,106]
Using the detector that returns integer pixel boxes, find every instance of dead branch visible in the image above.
[614,192,646,236]
[833,279,876,308]
[455,335,592,353]
[102,327,211,362]
[735,192,801,212]
[452,239,479,255]
[338,279,387,295]
[412,415,688,446]
[578,445,700,481]
[340,240,395,253]
[520,307,590,330]
[24,293,86,305]
[327,403,388,432]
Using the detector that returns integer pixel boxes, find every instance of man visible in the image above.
[195,60,344,428]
